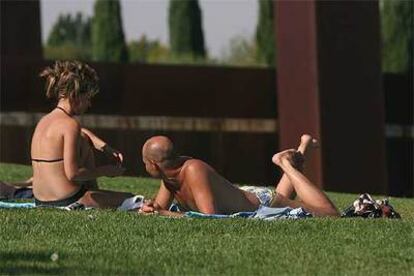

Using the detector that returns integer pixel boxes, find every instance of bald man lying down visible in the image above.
[140,134,339,217]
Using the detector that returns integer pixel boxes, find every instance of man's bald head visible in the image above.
[142,136,177,165]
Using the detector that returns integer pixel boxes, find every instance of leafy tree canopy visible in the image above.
[381,0,413,73]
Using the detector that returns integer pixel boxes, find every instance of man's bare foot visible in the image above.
[298,134,319,156]
[272,149,296,167]
[294,134,319,169]
[272,134,319,166]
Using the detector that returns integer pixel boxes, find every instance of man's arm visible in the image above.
[153,180,174,210]
[141,181,174,213]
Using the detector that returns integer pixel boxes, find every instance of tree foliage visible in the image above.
[220,35,258,67]
[47,12,91,47]
[45,12,91,60]
[128,35,170,63]
[381,0,413,73]
[168,0,206,60]
[92,0,128,62]
[256,0,276,66]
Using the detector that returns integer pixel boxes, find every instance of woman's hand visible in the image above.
[102,144,124,164]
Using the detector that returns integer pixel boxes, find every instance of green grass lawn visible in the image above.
[1,163,413,275]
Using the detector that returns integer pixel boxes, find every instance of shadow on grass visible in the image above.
[0,251,66,275]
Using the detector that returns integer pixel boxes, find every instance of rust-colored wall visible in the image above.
[1,60,276,118]
[0,60,279,185]
[275,0,322,185]
[0,125,279,185]
[0,59,411,194]
[0,0,42,60]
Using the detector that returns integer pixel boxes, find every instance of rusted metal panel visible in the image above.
[0,60,277,119]
[0,124,279,185]
[276,0,388,194]
[275,0,322,185]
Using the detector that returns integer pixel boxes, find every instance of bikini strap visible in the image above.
[31,158,64,163]
[55,106,72,117]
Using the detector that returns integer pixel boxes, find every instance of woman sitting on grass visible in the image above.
[31,61,135,208]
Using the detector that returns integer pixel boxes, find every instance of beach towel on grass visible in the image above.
[1,195,144,211]
[1,199,312,220]
[0,201,88,211]
[184,206,312,220]
[0,201,36,209]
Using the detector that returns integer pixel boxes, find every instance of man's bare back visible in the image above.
[141,136,257,214]
[167,158,260,214]
[141,135,339,217]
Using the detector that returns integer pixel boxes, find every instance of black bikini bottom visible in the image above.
[35,186,88,207]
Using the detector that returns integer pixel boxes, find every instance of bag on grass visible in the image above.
[341,193,401,219]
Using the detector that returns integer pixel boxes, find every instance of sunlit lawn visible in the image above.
[1,163,413,275]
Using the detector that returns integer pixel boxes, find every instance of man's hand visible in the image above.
[138,200,184,217]
[102,144,124,165]
[140,199,157,213]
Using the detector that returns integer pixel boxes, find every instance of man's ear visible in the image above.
[150,160,160,170]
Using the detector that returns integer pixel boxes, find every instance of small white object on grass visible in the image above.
[50,252,59,262]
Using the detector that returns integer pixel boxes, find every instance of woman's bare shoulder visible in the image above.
[37,112,80,134]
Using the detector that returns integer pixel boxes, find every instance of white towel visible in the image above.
[118,195,145,211]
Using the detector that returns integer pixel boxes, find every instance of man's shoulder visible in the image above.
[183,159,213,174]
[181,159,216,188]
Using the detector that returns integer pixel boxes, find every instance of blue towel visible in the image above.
[254,206,312,220]
[184,205,312,220]
[0,201,312,220]
[0,201,36,209]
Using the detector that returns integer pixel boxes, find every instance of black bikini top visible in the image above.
[31,158,63,163]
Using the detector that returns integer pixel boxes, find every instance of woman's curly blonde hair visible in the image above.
[39,61,99,102]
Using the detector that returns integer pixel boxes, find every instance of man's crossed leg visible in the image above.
[271,135,339,217]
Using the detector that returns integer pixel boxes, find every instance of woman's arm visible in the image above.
[80,128,105,150]
[63,120,82,181]
[81,128,123,163]
[64,122,124,181]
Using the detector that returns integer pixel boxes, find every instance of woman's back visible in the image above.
[31,109,80,201]
[32,60,100,203]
